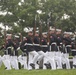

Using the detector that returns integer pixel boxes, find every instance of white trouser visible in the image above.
[73,56,76,65]
[22,56,27,69]
[43,52,56,70]
[55,52,62,69]
[35,51,45,69]
[62,53,70,69]
[48,52,56,70]
[43,52,49,69]
[2,55,11,70]
[18,55,27,69]
[10,56,19,70]
[73,56,76,69]
[28,51,39,70]
[37,51,45,62]
[0,56,2,67]
[48,58,56,70]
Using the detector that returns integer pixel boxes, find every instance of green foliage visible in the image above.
[0,0,76,33]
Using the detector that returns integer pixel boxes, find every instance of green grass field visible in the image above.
[0,65,76,75]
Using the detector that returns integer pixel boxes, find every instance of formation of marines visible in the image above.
[0,26,76,70]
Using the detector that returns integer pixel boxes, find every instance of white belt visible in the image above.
[66,45,71,47]
[24,43,27,46]
[26,43,33,46]
[7,47,11,49]
[41,45,48,47]
[71,49,76,51]
[34,44,40,46]
[60,43,63,44]
[17,47,20,50]
[51,42,56,45]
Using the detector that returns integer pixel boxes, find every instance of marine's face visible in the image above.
[35,33,39,37]
[64,34,70,37]
[49,30,55,34]
[28,32,33,36]
[56,31,61,35]
[43,34,47,38]
[7,35,12,39]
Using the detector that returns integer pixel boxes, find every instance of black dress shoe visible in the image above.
[5,67,7,69]
[37,61,40,65]
[30,63,35,69]
[73,65,76,68]
[44,63,49,69]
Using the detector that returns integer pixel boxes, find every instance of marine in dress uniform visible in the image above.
[49,28,58,51]
[56,29,64,52]
[26,29,39,70]
[33,31,41,52]
[71,33,76,68]
[56,30,71,69]
[2,34,15,70]
[33,31,45,69]
[20,37,27,55]
[49,28,63,69]
[71,33,76,56]
[5,34,15,55]
[41,32,49,53]
[19,37,28,69]
[63,32,72,53]
[13,35,20,56]
[41,32,55,70]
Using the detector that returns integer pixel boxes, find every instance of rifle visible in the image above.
[47,19,50,45]
[20,33,23,43]
[33,15,36,40]
[47,12,53,44]
[4,25,7,47]
[39,20,42,45]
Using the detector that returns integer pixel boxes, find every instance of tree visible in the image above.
[0,0,76,33]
